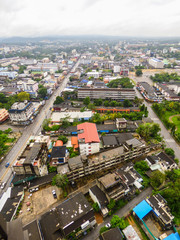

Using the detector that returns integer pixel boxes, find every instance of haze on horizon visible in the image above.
[1,0,180,38]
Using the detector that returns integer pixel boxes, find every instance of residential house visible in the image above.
[97,173,129,201]
[146,194,174,229]
[77,122,100,156]
[123,225,141,240]
[16,79,38,97]
[50,146,68,166]
[157,152,177,171]
[116,118,127,130]
[89,185,109,217]
[102,135,118,148]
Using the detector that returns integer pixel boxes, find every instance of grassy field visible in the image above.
[171,115,180,134]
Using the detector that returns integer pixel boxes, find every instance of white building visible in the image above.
[113,65,121,73]
[51,111,93,123]
[77,122,100,156]
[87,70,99,79]
[9,101,34,125]
[148,58,164,69]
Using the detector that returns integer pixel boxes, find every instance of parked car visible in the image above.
[52,190,57,199]
[5,163,10,168]
[1,182,6,189]
[105,223,111,228]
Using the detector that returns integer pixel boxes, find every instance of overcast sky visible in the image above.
[1,0,180,38]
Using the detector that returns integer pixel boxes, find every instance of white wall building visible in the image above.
[77,122,100,156]
[87,70,99,79]
[149,58,164,68]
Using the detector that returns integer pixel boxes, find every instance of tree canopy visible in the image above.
[135,69,143,77]
[110,215,129,230]
[107,78,134,88]
[17,92,30,102]
[52,174,69,190]
[54,96,64,105]
[136,123,161,141]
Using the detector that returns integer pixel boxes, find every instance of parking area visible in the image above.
[19,185,63,225]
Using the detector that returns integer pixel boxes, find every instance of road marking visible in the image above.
[165,139,175,143]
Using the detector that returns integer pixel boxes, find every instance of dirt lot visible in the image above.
[18,185,63,225]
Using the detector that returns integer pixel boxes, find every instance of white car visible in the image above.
[105,223,111,228]
[1,182,6,189]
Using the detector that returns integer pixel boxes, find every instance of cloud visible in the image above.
[0,0,180,37]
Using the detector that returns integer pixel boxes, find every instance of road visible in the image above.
[83,187,152,240]
[0,58,81,193]
[130,74,180,159]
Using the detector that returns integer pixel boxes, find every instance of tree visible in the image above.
[136,123,161,141]
[54,96,64,105]
[135,69,143,77]
[123,99,132,107]
[17,92,30,102]
[92,202,100,212]
[61,119,71,129]
[134,160,150,175]
[165,148,175,157]
[88,103,96,110]
[110,215,128,230]
[94,98,103,106]
[150,170,165,188]
[52,174,69,190]
[18,65,27,74]
[83,97,90,106]
[38,87,47,99]
[107,199,116,210]
[58,135,68,144]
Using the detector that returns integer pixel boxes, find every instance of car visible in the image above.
[105,223,111,228]
[5,163,10,168]
[52,190,57,199]
[1,182,6,189]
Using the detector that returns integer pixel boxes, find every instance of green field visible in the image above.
[171,115,180,134]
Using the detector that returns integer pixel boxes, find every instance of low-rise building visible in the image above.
[50,146,68,166]
[100,227,124,240]
[146,194,174,229]
[149,58,164,68]
[0,109,9,123]
[13,142,48,176]
[16,79,38,97]
[77,122,100,156]
[89,185,109,217]
[51,111,93,123]
[154,82,180,101]
[123,225,141,240]
[39,192,96,239]
[9,101,34,125]
[116,118,127,129]
[87,70,99,79]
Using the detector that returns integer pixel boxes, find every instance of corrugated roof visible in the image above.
[77,122,100,143]
[133,200,152,220]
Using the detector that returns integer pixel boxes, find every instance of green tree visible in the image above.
[17,92,30,102]
[83,97,90,106]
[150,170,165,189]
[58,135,68,144]
[38,86,47,99]
[123,99,132,107]
[61,119,71,129]
[110,215,128,230]
[88,103,96,110]
[54,96,64,104]
[52,174,69,190]
[134,160,150,175]
[165,148,175,157]
[94,98,103,106]
[135,69,143,76]
[18,65,27,74]
[92,202,100,212]
[107,199,116,210]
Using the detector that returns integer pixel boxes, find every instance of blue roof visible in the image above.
[133,200,152,220]
[81,79,88,83]
[164,233,180,240]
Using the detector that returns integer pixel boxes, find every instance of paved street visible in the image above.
[83,187,152,240]
[131,75,180,159]
[0,58,81,193]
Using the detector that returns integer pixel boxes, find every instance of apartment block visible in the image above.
[78,88,135,100]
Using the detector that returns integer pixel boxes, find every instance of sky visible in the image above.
[0,0,180,38]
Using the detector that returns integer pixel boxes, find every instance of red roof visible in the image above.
[55,140,63,146]
[77,122,100,143]
[71,137,79,150]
